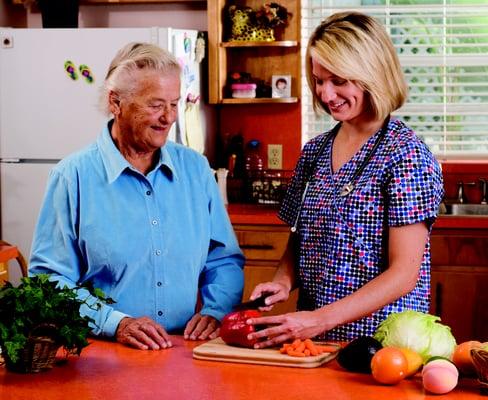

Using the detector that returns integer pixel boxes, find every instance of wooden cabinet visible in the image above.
[233,224,296,315]
[430,228,488,342]
[207,0,301,104]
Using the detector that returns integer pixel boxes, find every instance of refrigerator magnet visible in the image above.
[79,64,94,84]
[64,60,78,80]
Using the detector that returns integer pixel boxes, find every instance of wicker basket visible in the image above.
[472,348,488,395]
[3,323,60,373]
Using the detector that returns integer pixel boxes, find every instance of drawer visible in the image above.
[234,225,290,262]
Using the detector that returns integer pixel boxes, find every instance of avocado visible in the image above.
[337,336,383,373]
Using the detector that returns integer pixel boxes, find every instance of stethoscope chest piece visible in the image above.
[339,183,354,197]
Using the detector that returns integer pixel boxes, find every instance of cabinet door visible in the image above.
[234,224,296,315]
[430,266,488,342]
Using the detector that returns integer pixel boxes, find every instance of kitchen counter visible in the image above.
[227,203,488,229]
[0,338,482,400]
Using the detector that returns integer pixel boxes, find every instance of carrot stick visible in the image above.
[315,344,338,353]
[294,341,306,353]
[304,339,319,356]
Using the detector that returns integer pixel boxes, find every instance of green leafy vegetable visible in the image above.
[0,274,114,366]
[373,310,456,363]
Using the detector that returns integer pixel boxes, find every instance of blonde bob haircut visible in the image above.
[305,12,408,121]
[100,42,181,116]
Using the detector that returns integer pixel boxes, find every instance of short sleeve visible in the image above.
[387,140,444,228]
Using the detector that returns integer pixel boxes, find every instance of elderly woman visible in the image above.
[247,12,444,346]
[29,42,244,350]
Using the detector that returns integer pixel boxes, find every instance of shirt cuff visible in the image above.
[102,310,130,337]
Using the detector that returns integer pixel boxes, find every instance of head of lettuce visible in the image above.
[373,310,457,363]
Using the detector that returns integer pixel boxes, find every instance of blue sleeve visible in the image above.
[29,168,127,337]
[387,141,444,229]
[198,163,245,321]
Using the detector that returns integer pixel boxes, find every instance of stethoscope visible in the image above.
[291,116,390,233]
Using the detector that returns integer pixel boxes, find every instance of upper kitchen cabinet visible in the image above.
[207,0,301,104]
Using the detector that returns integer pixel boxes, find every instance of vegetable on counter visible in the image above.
[370,347,408,385]
[337,336,383,373]
[220,309,262,348]
[422,358,459,394]
[452,340,484,376]
[279,339,338,357]
[373,310,456,363]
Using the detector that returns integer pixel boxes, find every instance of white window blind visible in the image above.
[301,0,488,158]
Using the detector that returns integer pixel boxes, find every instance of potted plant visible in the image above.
[0,274,113,373]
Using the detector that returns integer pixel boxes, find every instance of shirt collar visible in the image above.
[98,120,178,183]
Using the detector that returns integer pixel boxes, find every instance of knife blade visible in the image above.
[233,294,270,311]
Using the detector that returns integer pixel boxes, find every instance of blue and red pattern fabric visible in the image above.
[279,118,444,341]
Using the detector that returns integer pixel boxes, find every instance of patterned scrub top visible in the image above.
[279,118,444,341]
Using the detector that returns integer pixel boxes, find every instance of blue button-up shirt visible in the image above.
[29,122,244,337]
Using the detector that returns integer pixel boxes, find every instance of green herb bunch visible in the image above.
[0,274,114,365]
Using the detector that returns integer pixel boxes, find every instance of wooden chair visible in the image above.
[0,240,28,278]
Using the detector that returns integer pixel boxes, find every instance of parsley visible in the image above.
[0,274,114,367]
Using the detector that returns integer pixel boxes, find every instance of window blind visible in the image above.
[301,0,488,158]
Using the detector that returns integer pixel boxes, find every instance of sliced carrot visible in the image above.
[315,344,338,353]
[304,339,319,356]
[295,341,306,353]
[287,349,307,357]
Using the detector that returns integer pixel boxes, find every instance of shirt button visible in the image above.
[158,311,163,316]
[146,190,151,196]
[157,281,162,287]
[155,249,161,256]
[152,220,158,225]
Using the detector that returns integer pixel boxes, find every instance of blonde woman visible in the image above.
[247,12,444,346]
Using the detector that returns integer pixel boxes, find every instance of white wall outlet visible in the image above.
[267,144,283,170]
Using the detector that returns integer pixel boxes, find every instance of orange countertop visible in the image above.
[228,203,488,229]
[0,338,482,400]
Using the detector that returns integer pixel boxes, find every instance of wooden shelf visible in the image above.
[221,97,298,104]
[221,41,298,48]
[208,0,301,104]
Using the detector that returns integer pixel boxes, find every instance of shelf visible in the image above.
[221,97,298,104]
[221,41,298,48]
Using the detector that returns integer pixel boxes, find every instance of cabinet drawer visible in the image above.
[234,227,290,262]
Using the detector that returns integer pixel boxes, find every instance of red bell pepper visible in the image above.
[220,309,262,348]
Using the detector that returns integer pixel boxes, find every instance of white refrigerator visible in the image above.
[0,27,204,284]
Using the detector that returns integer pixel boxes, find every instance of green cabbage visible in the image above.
[373,310,456,362]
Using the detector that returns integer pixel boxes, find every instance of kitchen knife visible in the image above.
[233,294,270,311]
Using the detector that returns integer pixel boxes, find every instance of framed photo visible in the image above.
[272,75,291,98]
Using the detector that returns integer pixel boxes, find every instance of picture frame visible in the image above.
[271,75,291,98]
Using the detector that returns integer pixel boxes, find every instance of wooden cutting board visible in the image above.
[193,338,340,368]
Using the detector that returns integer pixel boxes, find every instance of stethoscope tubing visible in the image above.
[291,116,390,233]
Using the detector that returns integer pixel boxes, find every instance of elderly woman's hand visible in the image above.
[184,313,220,340]
[116,316,172,350]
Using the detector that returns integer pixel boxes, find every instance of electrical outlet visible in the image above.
[267,144,283,170]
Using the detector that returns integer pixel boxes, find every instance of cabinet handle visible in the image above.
[435,282,443,317]
[240,244,274,250]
